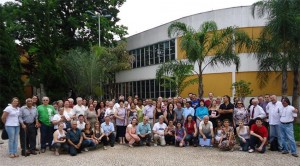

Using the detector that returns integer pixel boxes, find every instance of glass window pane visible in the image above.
[154,44,159,64]
[136,49,141,68]
[149,46,154,65]
[145,47,149,66]
[141,48,145,67]
[159,43,164,63]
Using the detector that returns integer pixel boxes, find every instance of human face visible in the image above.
[168,104,173,110]
[53,103,58,110]
[258,96,264,103]
[159,117,164,123]
[264,95,270,102]
[119,102,124,108]
[177,103,182,109]
[133,99,138,105]
[71,122,78,129]
[208,93,213,100]
[224,121,229,127]
[200,101,204,106]
[64,101,70,108]
[26,99,33,107]
[11,98,19,107]
[77,99,82,105]
[83,99,87,106]
[58,123,64,130]
[32,96,38,103]
[238,121,244,127]
[100,102,104,108]
[93,101,98,106]
[89,104,94,110]
[223,96,228,103]
[186,103,190,108]
[42,97,49,105]
[204,117,209,124]
[59,108,64,115]
[79,116,84,122]
[132,119,137,125]
[105,116,110,123]
[217,121,222,127]
[85,123,91,130]
[143,118,149,124]
[256,120,262,127]
[187,116,192,122]
[237,102,243,108]
[212,100,217,106]
[95,123,99,129]
[177,123,182,128]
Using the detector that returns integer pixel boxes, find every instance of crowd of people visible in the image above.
[1,93,299,158]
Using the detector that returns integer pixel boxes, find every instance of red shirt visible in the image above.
[184,121,196,134]
[251,124,268,138]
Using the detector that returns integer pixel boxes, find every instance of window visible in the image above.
[164,41,170,62]
[149,46,154,65]
[170,39,175,60]
[154,44,159,64]
[145,47,150,66]
[136,49,141,68]
[141,48,145,67]
[158,42,164,63]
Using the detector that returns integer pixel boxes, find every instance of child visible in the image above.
[175,122,186,147]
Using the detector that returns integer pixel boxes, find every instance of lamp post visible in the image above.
[86,10,111,46]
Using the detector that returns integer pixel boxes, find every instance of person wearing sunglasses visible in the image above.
[233,101,249,128]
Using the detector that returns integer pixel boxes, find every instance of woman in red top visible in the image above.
[184,115,198,147]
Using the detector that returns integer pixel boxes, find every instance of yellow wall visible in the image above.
[180,71,294,98]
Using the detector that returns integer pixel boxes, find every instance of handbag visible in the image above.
[1,128,9,140]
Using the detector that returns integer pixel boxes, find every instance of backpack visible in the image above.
[270,137,279,151]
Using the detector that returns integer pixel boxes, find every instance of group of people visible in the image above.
[1,93,298,158]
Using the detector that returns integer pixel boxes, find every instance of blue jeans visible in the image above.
[239,138,250,151]
[280,123,298,154]
[83,139,96,148]
[270,124,282,150]
[5,126,20,154]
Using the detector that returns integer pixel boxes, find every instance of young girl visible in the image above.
[175,122,186,147]
[236,120,250,151]
[214,119,223,144]
[82,122,97,151]
[52,122,68,156]
[93,121,106,149]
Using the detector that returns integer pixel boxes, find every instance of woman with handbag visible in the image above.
[1,97,21,158]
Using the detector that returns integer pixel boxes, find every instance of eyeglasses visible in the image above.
[43,100,49,101]
[237,103,242,104]
[143,119,148,121]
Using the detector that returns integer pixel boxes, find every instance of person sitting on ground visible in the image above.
[82,122,97,151]
[101,116,116,149]
[77,115,86,131]
[218,119,235,151]
[137,116,152,146]
[164,120,176,145]
[125,117,140,147]
[195,99,209,126]
[214,119,223,145]
[199,116,214,147]
[236,120,250,152]
[93,121,106,150]
[184,115,198,147]
[66,120,89,156]
[153,115,167,147]
[175,122,186,147]
[52,122,69,156]
[248,117,268,154]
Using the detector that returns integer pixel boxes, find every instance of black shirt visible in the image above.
[219,102,234,122]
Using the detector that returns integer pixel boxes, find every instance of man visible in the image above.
[52,107,68,130]
[249,98,266,127]
[143,99,155,128]
[19,98,38,156]
[204,92,214,108]
[218,95,235,124]
[188,93,193,101]
[73,97,86,118]
[249,118,268,153]
[68,98,74,108]
[137,116,152,146]
[266,95,283,151]
[77,115,86,131]
[37,96,56,153]
[153,115,167,146]
[183,101,195,121]
[174,102,184,124]
[101,116,116,149]
[199,116,214,146]
[66,121,89,156]
[191,94,199,109]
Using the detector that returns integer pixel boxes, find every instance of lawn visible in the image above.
[295,123,300,141]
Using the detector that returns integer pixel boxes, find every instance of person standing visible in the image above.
[1,97,21,158]
[19,98,38,156]
[204,92,214,108]
[248,99,266,127]
[73,97,86,118]
[37,96,56,153]
[218,95,235,125]
[143,99,155,129]
[174,102,184,124]
[279,97,298,157]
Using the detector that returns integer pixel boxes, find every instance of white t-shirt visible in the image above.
[63,109,75,121]
[279,105,297,123]
[77,121,86,131]
[73,104,86,117]
[152,122,167,135]
[52,114,67,129]
[266,101,282,125]
[105,108,115,116]
[4,105,20,126]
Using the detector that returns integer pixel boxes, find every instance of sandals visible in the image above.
[14,154,19,157]
[9,154,15,158]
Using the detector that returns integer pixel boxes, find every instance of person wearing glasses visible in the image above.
[36,96,56,153]
[137,116,152,146]
[233,101,249,128]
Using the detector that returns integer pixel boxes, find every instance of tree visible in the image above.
[231,80,253,102]
[156,60,197,96]
[252,0,300,109]
[168,21,252,98]
[0,5,24,113]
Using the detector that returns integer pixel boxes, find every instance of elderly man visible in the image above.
[73,97,86,118]
[266,95,283,151]
[68,98,74,108]
[101,116,116,149]
[153,115,167,147]
[37,96,56,153]
[137,116,152,146]
[205,92,214,108]
[174,102,184,124]
[143,99,155,128]
[199,116,214,146]
[248,98,266,127]
[67,121,88,156]
[19,98,38,156]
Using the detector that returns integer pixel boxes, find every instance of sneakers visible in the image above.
[239,147,243,151]
[282,151,289,154]
[103,146,107,150]
[154,143,157,147]
[292,154,299,157]
[248,149,254,153]
[84,148,89,152]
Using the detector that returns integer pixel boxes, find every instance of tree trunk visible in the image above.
[282,67,288,97]
[198,73,204,99]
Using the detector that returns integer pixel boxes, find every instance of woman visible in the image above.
[218,119,235,151]
[233,101,249,128]
[216,96,222,109]
[175,122,186,147]
[97,101,106,123]
[114,100,127,144]
[93,121,106,150]
[214,119,223,144]
[184,115,198,147]
[85,104,98,129]
[133,98,138,105]
[164,103,176,124]
[236,120,250,151]
[153,102,163,123]
[127,96,133,105]
[1,97,21,158]
[136,99,144,122]
[195,99,209,126]
[82,122,97,151]
[63,100,75,129]
[127,103,138,124]
[125,117,140,147]
[209,100,219,128]
[165,120,176,145]
[52,122,69,156]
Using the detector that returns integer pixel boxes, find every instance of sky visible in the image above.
[0,0,259,36]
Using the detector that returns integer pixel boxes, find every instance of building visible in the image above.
[114,6,294,101]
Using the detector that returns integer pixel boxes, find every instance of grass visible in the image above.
[295,123,300,142]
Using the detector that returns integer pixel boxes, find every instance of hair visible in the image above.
[119,100,124,104]
[94,121,101,131]
[176,121,182,128]
[223,95,230,102]
[78,114,84,118]
[131,117,138,125]
[185,115,193,124]
[255,117,263,122]
[58,122,65,127]
[167,103,174,111]
[281,97,291,105]
[209,99,217,108]
[223,119,230,123]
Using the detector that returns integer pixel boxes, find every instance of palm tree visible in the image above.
[251,0,300,108]
[156,60,197,96]
[168,21,252,98]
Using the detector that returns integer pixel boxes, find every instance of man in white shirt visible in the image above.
[266,95,283,151]
[152,115,167,146]
[249,99,266,127]
[183,102,195,121]
[77,115,86,131]
[143,99,155,128]
[73,97,86,118]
